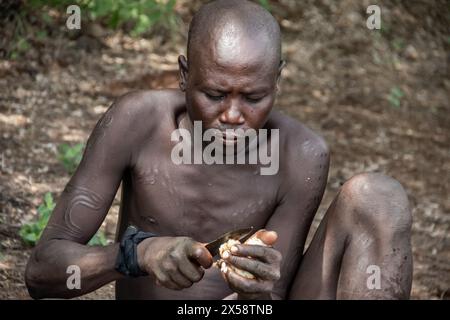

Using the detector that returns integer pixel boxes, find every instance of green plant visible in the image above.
[258,0,271,11]
[388,87,404,108]
[379,23,391,35]
[19,192,108,246]
[58,143,84,175]
[88,0,179,36]
[88,231,107,246]
[19,192,55,246]
[392,38,405,51]
[27,0,179,36]
[6,0,181,59]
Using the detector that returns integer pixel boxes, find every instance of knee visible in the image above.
[339,172,412,231]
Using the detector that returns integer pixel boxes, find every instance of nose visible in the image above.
[219,102,245,126]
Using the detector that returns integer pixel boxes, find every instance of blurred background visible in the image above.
[0,0,448,299]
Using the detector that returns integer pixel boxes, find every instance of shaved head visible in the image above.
[178,0,285,135]
[187,0,281,69]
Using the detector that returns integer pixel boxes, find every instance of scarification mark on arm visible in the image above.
[46,184,108,241]
[85,108,114,153]
[63,184,106,232]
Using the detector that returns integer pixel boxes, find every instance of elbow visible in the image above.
[25,245,55,299]
[25,256,49,299]
[25,241,90,300]
[25,263,44,299]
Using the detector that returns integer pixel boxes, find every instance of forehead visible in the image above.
[213,21,268,66]
[190,22,278,87]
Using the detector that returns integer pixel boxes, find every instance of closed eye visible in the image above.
[205,92,225,101]
[245,95,266,103]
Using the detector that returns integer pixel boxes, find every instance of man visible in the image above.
[25,0,412,299]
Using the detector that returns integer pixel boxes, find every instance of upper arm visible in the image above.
[40,91,157,244]
[265,128,330,298]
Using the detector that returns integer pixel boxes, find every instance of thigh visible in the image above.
[288,172,413,299]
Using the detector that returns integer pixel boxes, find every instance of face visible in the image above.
[179,30,284,144]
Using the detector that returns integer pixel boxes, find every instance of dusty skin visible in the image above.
[25,0,412,300]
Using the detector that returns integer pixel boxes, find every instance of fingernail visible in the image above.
[230,246,238,254]
[222,251,230,259]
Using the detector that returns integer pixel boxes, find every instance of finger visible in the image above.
[154,270,183,290]
[178,256,205,283]
[155,278,181,290]
[250,229,278,246]
[226,255,280,281]
[168,247,205,283]
[225,268,272,294]
[169,270,193,288]
[231,244,282,263]
[187,242,213,268]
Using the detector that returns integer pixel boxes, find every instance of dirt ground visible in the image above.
[0,0,448,299]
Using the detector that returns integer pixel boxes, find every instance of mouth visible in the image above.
[217,130,248,146]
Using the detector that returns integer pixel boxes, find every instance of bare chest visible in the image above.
[127,156,279,242]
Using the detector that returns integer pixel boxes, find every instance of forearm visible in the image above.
[25,239,124,299]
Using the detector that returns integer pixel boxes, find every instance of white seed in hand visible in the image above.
[218,239,254,279]
[218,235,268,279]
[219,239,240,257]
[221,261,228,273]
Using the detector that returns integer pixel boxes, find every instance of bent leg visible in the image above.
[288,173,413,299]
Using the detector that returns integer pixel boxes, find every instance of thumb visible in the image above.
[189,243,213,269]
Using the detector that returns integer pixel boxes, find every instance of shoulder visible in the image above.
[85,89,184,159]
[101,89,184,139]
[109,89,183,126]
[268,110,329,161]
[268,110,330,189]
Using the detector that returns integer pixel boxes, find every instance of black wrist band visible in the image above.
[115,225,157,277]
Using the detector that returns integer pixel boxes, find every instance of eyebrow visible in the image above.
[202,83,271,94]
[199,80,225,90]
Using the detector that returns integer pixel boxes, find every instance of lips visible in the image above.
[220,131,248,146]
[222,131,240,140]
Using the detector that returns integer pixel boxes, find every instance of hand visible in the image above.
[137,236,213,290]
[221,230,282,299]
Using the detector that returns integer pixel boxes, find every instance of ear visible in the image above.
[276,60,286,90]
[178,55,189,92]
